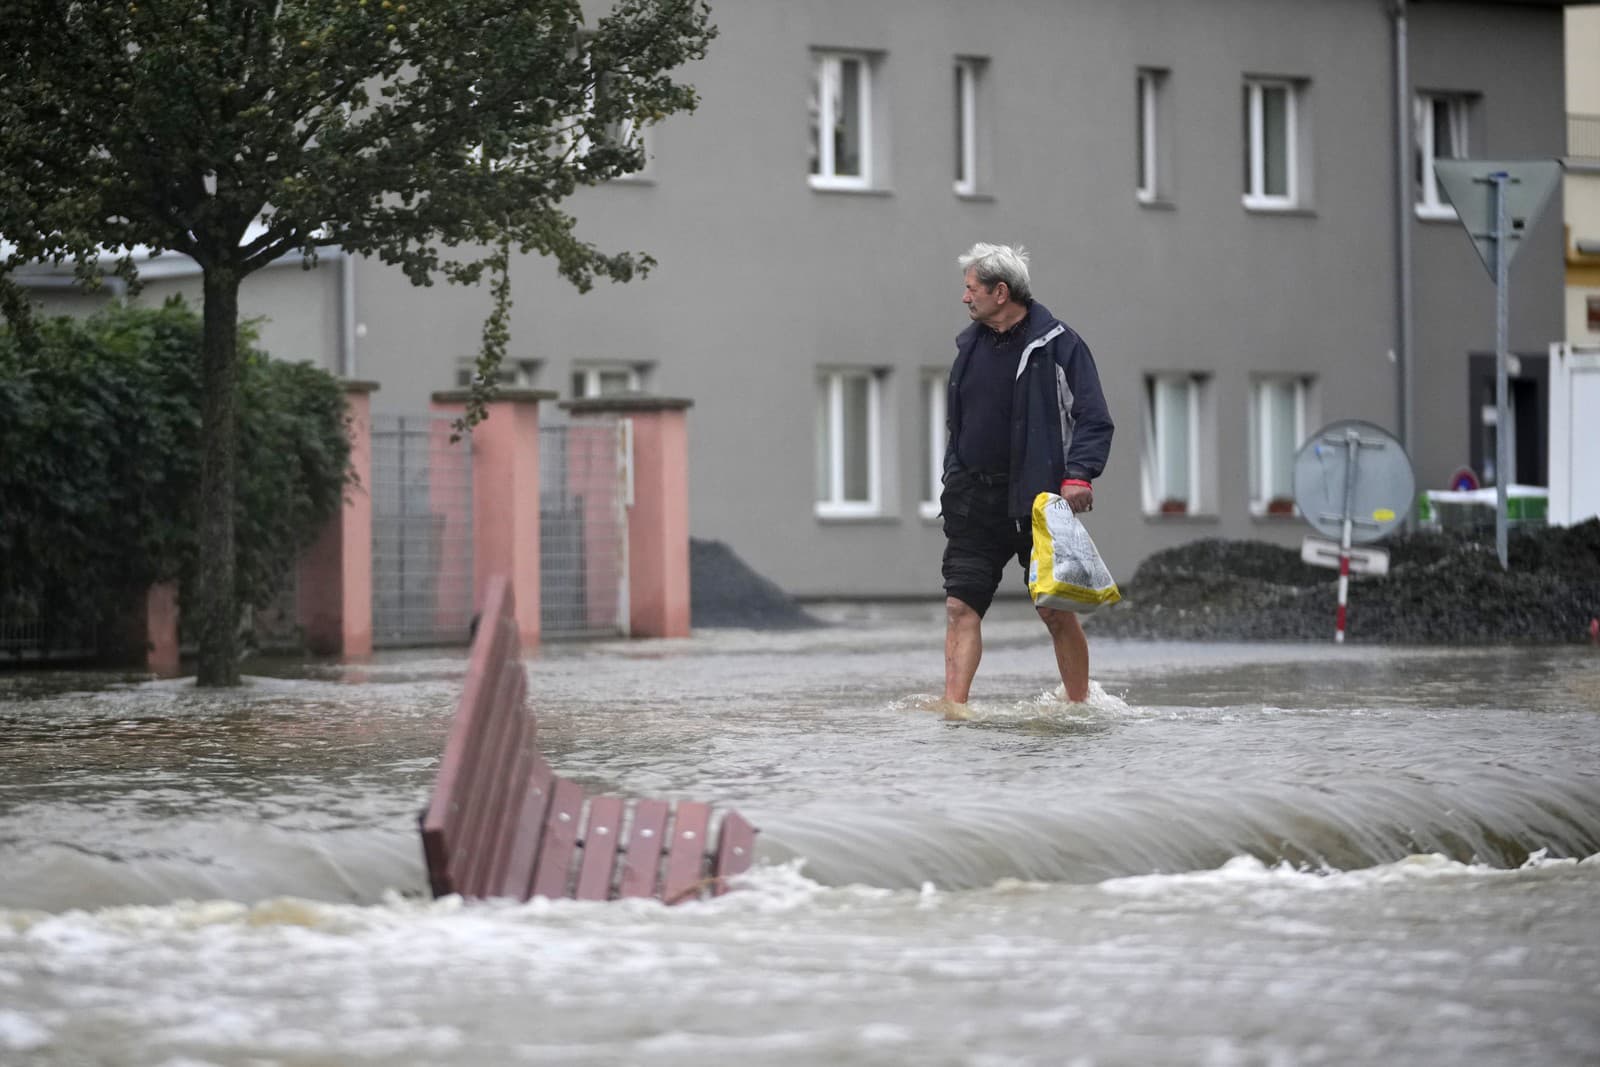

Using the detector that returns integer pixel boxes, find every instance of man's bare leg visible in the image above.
[944,596,983,703]
[1037,606,1090,702]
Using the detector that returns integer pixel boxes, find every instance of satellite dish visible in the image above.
[1292,420,1415,545]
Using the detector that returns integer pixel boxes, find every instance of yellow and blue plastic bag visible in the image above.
[1026,491,1121,613]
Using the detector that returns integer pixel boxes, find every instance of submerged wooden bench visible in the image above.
[420,576,757,903]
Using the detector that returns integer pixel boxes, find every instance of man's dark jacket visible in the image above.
[943,301,1114,519]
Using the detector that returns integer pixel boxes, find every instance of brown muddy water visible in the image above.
[2,600,1598,1066]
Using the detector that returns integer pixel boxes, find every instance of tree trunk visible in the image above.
[195,266,242,686]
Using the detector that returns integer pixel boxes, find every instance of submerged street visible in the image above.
[2,601,1598,1065]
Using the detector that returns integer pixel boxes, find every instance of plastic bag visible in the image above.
[1026,491,1122,613]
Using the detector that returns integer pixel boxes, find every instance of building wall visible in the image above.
[353,0,1417,594]
[1566,4,1600,344]
[1408,2,1567,492]
[13,0,1573,599]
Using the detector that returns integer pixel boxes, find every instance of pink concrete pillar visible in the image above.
[144,581,181,676]
[431,389,556,647]
[297,381,377,658]
[564,396,693,639]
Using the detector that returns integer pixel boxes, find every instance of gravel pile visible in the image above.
[691,538,823,629]
[1083,519,1600,644]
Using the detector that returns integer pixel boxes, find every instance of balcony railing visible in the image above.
[1570,113,1600,162]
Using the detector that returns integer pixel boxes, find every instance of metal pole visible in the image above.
[1336,428,1360,644]
[1492,171,1510,571]
[1392,0,1414,470]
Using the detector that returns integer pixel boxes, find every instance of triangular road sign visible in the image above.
[1433,159,1563,279]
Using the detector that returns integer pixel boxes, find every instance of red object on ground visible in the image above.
[1589,618,1599,645]
[419,576,757,903]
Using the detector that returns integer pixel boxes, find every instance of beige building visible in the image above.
[1568,5,1600,342]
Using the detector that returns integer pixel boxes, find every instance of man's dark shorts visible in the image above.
[941,470,1031,618]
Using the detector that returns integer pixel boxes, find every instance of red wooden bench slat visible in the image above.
[662,801,712,905]
[439,617,517,872]
[482,746,534,896]
[711,810,757,895]
[420,579,515,897]
[449,638,527,897]
[529,776,585,899]
[616,798,670,898]
[492,754,554,901]
[573,795,626,901]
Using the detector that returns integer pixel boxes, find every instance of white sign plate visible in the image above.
[1301,537,1391,577]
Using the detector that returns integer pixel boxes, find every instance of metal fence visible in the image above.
[540,420,629,638]
[0,597,99,663]
[1571,113,1600,163]
[371,414,476,648]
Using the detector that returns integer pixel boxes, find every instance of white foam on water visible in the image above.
[922,679,1147,725]
[0,1009,51,1053]
[1098,849,1597,900]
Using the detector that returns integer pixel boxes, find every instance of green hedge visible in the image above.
[0,299,351,653]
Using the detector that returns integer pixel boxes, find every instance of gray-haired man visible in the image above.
[940,243,1114,705]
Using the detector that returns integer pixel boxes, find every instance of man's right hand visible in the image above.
[1059,481,1093,513]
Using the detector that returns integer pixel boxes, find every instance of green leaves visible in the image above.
[2,0,715,300]
[0,302,351,651]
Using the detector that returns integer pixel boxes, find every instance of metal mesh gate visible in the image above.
[371,414,476,647]
[540,420,629,637]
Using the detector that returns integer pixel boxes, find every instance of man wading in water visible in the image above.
[939,243,1114,708]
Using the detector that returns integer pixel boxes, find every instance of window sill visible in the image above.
[1242,198,1315,217]
[918,502,940,521]
[816,511,899,525]
[1142,511,1219,523]
[955,190,995,203]
[1414,204,1458,222]
[1137,195,1176,211]
[809,179,892,197]
[607,174,657,187]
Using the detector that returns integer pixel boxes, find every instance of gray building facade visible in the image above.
[21,0,1577,600]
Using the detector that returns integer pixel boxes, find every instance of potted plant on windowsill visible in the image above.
[1265,497,1295,516]
[1159,498,1188,515]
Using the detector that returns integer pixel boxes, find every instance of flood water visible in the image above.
[2,600,1598,1066]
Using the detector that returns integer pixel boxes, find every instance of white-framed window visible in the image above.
[815,367,883,517]
[1243,78,1301,210]
[954,58,985,196]
[1248,376,1313,516]
[920,371,948,519]
[1415,92,1472,218]
[1136,67,1169,203]
[571,363,643,398]
[456,357,540,389]
[556,44,652,180]
[1142,373,1210,516]
[810,52,873,190]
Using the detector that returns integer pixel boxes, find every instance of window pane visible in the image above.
[809,63,824,176]
[1243,86,1252,193]
[954,66,964,183]
[597,369,632,395]
[1156,378,1191,502]
[1137,75,1150,193]
[1263,86,1288,197]
[815,378,831,501]
[1266,381,1298,499]
[841,374,870,501]
[923,375,946,504]
[1433,98,1464,160]
[834,59,862,177]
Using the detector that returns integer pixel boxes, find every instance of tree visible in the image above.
[0,0,715,685]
